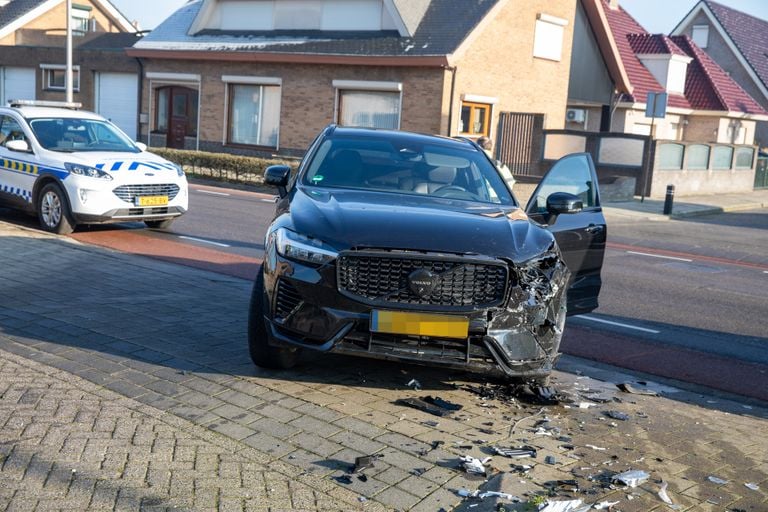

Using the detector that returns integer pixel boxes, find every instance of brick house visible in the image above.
[672,1,768,149]
[567,0,767,144]
[0,0,142,137]
[126,0,578,157]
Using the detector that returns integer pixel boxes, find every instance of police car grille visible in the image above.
[337,254,509,310]
[113,184,180,202]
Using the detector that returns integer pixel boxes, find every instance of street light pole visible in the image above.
[65,0,73,103]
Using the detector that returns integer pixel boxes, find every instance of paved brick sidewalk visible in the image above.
[1,221,767,511]
[0,349,378,512]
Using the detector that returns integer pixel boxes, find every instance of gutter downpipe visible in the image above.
[135,57,144,143]
[446,65,457,136]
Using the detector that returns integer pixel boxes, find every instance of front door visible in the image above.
[525,153,607,315]
[168,90,190,149]
[157,86,197,149]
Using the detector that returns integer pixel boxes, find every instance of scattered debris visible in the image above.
[395,397,459,417]
[585,444,607,451]
[545,455,557,465]
[612,470,650,488]
[545,479,579,492]
[604,410,630,421]
[464,382,563,405]
[707,476,728,485]
[658,481,673,505]
[616,383,658,396]
[493,445,537,458]
[593,501,620,510]
[411,468,427,476]
[407,378,422,391]
[357,474,368,482]
[334,475,352,484]
[460,455,491,476]
[457,488,518,500]
[745,482,760,491]
[538,499,590,512]
[424,396,462,410]
[511,464,532,474]
[422,420,440,427]
[358,496,367,503]
[352,455,379,474]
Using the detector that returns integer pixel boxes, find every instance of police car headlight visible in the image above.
[173,164,185,177]
[66,163,113,181]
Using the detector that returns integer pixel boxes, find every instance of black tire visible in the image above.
[248,265,299,369]
[37,182,75,234]
[144,219,175,230]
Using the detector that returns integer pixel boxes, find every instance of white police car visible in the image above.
[0,100,188,234]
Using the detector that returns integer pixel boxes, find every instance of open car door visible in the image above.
[525,153,606,315]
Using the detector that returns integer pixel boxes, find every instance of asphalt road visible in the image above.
[3,183,767,399]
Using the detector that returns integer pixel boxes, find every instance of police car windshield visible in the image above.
[29,118,139,153]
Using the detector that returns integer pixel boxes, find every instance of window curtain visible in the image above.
[339,91,400,129]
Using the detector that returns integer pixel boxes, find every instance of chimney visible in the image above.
[608,0,620,9]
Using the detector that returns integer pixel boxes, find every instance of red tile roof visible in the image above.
[705,0,768,94]
[602,0,766,115]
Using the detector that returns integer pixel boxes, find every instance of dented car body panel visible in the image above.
[251,126,606,379]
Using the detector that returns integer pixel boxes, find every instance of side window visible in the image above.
[528,154,596,214]
[0,115,27,147]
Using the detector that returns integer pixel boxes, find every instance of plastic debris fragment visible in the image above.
[493,445,537,458]
[460,455,491,476]
[585,444,607,451]
[335,475,352,484]
[457,489,518,500]
[537,499,591,512]
[395,397,458,416]
[545,455,557,465]
[352,455,378,473]
[658,481,673,505]
[407,378,422,391]
[707,476,728,485]
[745,482,759,491]
[593,501,620,509]
[612,470,650,487]
[604,410,630,421]
[423,396,462,411]
[616,382,658,396]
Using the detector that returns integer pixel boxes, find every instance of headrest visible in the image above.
[428,166,456,184]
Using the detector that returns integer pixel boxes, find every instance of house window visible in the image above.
[459,102,490,137]
[533,13,568,61]
[42,65,80,91]
[333,81,402,130]
[227,83,281,147]
[71,5,93,35]
[691,25,709,48]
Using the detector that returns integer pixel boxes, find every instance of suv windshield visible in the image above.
[29,118,138,153]
[302,135,515,205]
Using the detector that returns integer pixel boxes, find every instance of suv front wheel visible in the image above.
[37,182,75,234]
[248,265,300,369]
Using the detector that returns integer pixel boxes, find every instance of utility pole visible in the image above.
[65,0,73,103]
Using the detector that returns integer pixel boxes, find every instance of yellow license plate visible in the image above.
[371,310,469,339]
[136,195,168,206]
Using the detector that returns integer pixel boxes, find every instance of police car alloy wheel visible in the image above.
[38,182,74,234]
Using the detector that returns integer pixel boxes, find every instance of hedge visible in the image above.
[148,147,298,185]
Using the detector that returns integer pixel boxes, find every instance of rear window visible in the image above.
[301,135,515,206]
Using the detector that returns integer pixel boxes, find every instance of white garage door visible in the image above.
[1,67,36,106]
[95,72,138,139]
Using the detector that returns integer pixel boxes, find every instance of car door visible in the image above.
[525,153,606,315]
[0,113,36,208]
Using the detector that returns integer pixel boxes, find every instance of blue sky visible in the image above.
[110,0,768,33]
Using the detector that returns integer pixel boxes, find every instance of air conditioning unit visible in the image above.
[566,108,586,124]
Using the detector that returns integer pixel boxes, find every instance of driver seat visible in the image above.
[411,166,457,194]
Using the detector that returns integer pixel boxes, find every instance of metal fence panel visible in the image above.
[496,112,545,176]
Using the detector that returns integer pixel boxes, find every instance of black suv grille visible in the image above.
[337,252,508,310]
[113,184,180,202]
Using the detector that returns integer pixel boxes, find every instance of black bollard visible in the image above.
[663,185,675,215]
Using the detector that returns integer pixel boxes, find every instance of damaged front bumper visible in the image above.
[263,249,570,379]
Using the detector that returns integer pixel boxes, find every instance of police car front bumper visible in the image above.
[73,205,187,224]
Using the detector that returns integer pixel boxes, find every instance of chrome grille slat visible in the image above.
[112,184,180,202]
[337,253,508,309]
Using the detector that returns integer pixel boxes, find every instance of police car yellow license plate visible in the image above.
[136,195,168,206]
[371,310,469,339]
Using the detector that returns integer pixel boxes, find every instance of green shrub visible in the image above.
[148,147,298,185]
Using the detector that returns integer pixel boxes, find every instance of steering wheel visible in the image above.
[433,185,476,200]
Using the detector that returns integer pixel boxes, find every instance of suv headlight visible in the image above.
[65,162,113,180]
[275,227,337,265]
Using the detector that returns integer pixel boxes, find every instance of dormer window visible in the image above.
[637,54,692,95]
[71,4,93,35]
[691,25,709,48]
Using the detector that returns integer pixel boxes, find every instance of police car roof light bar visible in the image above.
[8,99,82,109]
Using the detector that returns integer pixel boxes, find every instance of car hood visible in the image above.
[56,151,179,174]
[289,187,555,264]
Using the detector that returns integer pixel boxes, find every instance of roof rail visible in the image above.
[8,99,82,109]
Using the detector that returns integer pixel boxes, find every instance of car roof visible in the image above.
[328,125,479,151]
[1,105,106,121]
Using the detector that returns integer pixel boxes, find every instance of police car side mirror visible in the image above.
[5,139,31,153]
[134,142,147,152]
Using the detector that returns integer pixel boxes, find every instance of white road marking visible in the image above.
[178,236,230,248]
[578,315,661,334]
[626,250,692,262]
[195,189,230,196]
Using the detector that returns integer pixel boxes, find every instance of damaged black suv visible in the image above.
[249,125,606,382]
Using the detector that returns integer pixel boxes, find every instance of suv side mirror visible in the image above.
[5,139,30,153]
[546,192,583,215]
[265,165,291,197]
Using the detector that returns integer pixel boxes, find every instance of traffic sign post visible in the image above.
[641,92,668,203]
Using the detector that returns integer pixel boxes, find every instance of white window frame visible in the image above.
[332,80,403,130]
[222,75,283,150]
[40,64,80,92]
[533,13,568,62]
[691,24,709,49]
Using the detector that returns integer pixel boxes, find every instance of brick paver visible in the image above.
[1,222,767,511]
